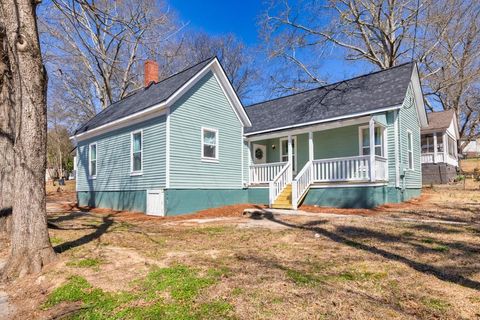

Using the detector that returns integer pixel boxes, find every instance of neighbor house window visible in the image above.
[131,130,143,174]
[89,143,97,178]
[436,134,444,152]
[202,128,218,160]
[407,130,414,170]
[360,126,384,156]
[421,134,434,153]
[448,136,456,157]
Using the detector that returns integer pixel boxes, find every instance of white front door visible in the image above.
[280,137,297,173]
[252,144,267,164]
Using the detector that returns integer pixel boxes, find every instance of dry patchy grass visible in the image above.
[2,187,480,319]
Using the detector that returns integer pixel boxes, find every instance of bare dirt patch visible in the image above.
[1,186,480,319]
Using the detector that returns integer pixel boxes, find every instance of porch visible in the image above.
[246,116,390,210]
[420,131,458,167]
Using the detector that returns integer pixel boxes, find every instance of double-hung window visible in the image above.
[360,126,384,156]
[407,130,414,170]
[131,131,143,174]
[89,143,97,179]
[421,134,434,153]
[202,128,218,161]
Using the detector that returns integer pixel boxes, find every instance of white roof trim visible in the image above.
[410,63,428,128]
[71,106,168,142]
[245,104,401,137]
[71,57,251,142]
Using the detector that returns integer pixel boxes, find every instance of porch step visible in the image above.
[272,184,293,209]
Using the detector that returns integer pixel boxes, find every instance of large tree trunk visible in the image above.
[0,23,14,235]
[0,0,55,279]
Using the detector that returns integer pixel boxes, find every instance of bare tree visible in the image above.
[261,0,431,90]
[40,0,179,126]
[418,0,480,150]
[0,0,56,278]
[47,125,74,181]
[157,32,256,100]
[261,0,479,144]
[0,22,14,235]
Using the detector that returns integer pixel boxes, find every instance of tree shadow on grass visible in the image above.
[48,211,89,224]
[250,212,480,291]
[54,215,114,254]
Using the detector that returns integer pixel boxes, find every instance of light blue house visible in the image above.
[71,57,428,216]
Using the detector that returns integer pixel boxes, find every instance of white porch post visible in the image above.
[443,132,448,163]
[369,117,376,182]
[433,133,437,163]
[309,131,314,180]
[247,140,252,183]
[288,135,293,179]
[308,131,314,162]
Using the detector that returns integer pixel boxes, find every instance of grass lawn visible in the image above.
[1,185,480,319]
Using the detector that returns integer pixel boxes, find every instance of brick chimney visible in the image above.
[144,60,159,87]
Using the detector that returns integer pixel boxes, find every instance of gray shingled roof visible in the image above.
[422,109,454,133]
[75,57,215,135]
[244,62,415,135]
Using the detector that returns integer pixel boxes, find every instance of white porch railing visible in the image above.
[249,162,287,184]
[269,162,292,207]
[292,161,313,209]
[374,156,388,181]
[312,156,371,182]
[421,152,445,164]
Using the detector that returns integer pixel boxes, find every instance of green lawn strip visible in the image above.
[49,236,64,246]
[43,265,235,319]
[285,266,387,286]
[421,297,451,313]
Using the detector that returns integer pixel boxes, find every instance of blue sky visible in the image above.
[169,0,263,45]
[168,0,373,104]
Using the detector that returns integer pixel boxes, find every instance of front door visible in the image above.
[253,144,267,164]
[280,137,297,173]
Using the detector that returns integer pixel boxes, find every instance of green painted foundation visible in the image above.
[77,187,421,215]
[303,186,421,208]
[164,189,248,216]
[77,190,146,212]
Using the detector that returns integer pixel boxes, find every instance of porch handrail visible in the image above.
[292,161,313,210]
[249,161,287,184]
[312,155,371,182]
[269,162,292,207]
[421,152,445,164]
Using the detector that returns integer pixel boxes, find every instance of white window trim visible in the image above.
[201,127,219,162]
[89,142,97,179]
[358,125,385,157]
[280,136,298,173]
[130,129,143,175]
[407,129,414,171]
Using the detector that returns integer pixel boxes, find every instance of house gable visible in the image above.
[71,57,250,143]
[168,71,244,189]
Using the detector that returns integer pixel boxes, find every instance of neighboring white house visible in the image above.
[421,110,459,184]
[460,137,480,157]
